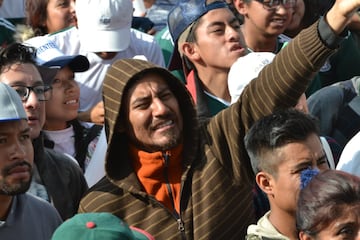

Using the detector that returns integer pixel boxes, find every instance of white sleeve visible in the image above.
[336,131,360,176]
[84,128,107,187]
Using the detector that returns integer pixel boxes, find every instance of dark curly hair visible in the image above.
[0,42,37,73]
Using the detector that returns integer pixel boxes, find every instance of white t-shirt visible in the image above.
[46,27,165,111]
[43,126,76,157]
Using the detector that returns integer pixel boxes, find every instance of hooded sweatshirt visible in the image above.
[79,18,343,239]
[246,212,290,240]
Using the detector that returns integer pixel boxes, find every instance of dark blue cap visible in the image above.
[167,0,228,71]
[168,0,228,43]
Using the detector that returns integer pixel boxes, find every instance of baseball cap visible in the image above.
[36,65,60,86]
[51,213,155,240]
[167,0,228,71]
[228,52,276,104]
[76,0,133,53]
[0,82,27,122]
[24,36,90,73]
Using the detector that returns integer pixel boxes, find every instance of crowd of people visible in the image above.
[1,0,360,239]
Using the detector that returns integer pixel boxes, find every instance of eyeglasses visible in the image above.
[255,0,296,10]
[11,85,52,102]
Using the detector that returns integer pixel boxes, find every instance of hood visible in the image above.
[102,59,198,181]
[246,212,291,240]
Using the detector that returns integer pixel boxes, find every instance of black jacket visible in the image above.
[33,132,88,220]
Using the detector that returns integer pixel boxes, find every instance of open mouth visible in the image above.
[27,116,37,121]
[65,99,78,105]
[230,44,243,51]
[271,18,287,25]
[152,120,174,131]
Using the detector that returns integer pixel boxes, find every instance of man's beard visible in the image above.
[137,130,182,152]
[156,130,182,151]
[0,161,32,195]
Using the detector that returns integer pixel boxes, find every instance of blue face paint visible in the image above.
[300,168,319,190]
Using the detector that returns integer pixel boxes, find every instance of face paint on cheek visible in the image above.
[300,168,319,190]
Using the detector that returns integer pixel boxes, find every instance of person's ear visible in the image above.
[181,42,200,61]
[232,0,247,15]
[299,231,314,240]
[256,172,273,195]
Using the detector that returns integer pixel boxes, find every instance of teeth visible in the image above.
[66,99,77,104]
[273,19,285,23]
[157,120,173,129]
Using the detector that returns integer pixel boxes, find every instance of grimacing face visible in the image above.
[0,120,33,195]
[124,73,183,152]
[264,133,329,215]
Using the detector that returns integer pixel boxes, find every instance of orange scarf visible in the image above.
[130,144,183,213]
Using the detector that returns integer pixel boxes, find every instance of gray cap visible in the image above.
[0,82,27,122]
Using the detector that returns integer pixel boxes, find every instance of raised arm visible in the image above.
[326,0,360,34]
[207,0,360,183]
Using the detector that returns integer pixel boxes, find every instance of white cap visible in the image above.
[0,82,27,122]
[228,52,276,104]
[24,36,89,73]
[76,0,133,53]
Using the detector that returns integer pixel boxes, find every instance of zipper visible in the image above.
[163,152,186,239]
[177,218,185,231]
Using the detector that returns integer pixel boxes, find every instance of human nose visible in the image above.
[152,98,168,116]
[227,26,241,41]
[23,90,40,109]
[65,80,78,91]
[277,0,295,13]
[9,139,27,160]
[70,0,76,13]
[274,3,291,14]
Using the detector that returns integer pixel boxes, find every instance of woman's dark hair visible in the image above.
[296,170,360,236]
[25,0,49,36]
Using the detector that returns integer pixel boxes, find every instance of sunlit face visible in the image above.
[267,133,329,215]
[0,120,33,195]
[300,205,360,240]
[0,63,46,139]
[240,0,293,37]
[191,8,246,70]
[286,0,305,32]
[46,0,76,33]
[125,74,183,152]
[44,66,79,130]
